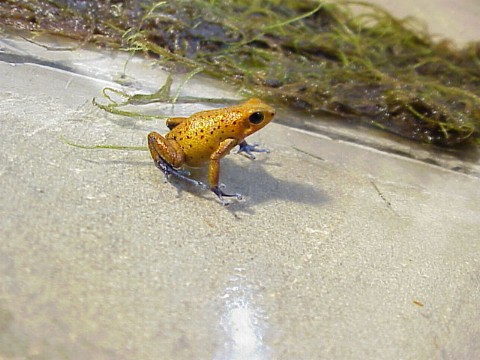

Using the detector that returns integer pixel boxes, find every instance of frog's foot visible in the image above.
[155,159,207,189]
[211,185,243,205]
[236,140,270,160]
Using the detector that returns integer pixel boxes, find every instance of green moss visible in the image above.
[1,0,479,146]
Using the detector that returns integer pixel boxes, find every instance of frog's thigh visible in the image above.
[147,131,185,168]
[208,138,238,188]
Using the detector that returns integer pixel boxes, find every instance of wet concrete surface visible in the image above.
[1,3,480,359]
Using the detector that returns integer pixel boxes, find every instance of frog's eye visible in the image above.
[248,111,264,124]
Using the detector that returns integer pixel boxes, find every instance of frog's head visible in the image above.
[240,98,276,137]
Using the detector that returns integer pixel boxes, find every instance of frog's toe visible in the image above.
[155,158,206,189]
[176,168,191,176]
[211,185,243,205]
[154,158,172,175]
[172,169,207,188]
[236,141,270,159]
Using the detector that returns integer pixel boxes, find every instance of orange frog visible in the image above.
[147,98,275,204]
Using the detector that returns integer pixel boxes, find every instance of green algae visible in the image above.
[2,0,480,146]
[61,137,148,151]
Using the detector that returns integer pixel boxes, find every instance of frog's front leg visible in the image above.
[147,132,206,187]
[209,138,243,204]
[236,140,270,159]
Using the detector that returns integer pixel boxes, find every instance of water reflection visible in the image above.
[215,269,269,360]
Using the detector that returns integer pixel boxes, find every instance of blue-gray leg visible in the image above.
[211,184,243,206]
[236,140,270,159]
[154,158,207,189]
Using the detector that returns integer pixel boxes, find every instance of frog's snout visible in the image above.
[267,108,276,120]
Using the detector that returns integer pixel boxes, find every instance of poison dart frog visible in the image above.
[147,98,275,204]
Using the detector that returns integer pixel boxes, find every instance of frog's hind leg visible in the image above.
[147,132,206,188]
[148,131,184,168]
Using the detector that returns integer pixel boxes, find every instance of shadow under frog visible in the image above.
[161,155,329,212]
[95,153,327,211]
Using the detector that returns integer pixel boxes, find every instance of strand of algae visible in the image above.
[61,137,148,151]
[92,66,202,119]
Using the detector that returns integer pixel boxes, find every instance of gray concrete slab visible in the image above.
[1,5,480,360]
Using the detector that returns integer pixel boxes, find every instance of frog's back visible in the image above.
[165,108,244,166]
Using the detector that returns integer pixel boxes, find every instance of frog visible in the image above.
[147,98,275,204]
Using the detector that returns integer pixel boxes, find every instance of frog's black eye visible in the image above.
[249,111,264,124]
